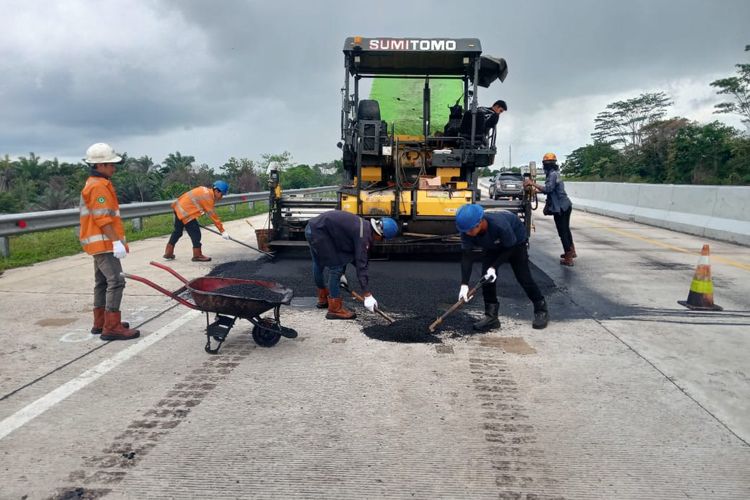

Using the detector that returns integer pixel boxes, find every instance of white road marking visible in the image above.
[0,309,201,441]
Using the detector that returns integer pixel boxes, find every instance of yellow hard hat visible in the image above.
[542,152,557,162]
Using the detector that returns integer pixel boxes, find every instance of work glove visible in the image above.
[458,284,471,302]
[363,294,377,312]
[483,267,497,283]
[112,240,127,259]
[221,231,231,240]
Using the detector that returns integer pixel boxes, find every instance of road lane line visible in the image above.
[0,309,201,441]
[591,225,750,272]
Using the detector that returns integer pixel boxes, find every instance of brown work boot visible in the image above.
[91,307,129,334]
[326,297,357,320]
[560,255,575,266]
[191,247,211,262]
[316,288,329,309]
[101,311,140,341]
[560,244,577,259]
[163,243,176,260]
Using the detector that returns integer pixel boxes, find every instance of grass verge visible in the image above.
[0,202,269,273]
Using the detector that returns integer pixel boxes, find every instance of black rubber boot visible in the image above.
[532,300,549,330]
[473,303,500,332]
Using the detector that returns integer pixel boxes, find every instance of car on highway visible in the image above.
[488,171,524,200]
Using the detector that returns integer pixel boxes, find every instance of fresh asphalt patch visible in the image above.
[209,255,558,343]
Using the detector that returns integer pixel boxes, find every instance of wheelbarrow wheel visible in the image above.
[251,318,282,348]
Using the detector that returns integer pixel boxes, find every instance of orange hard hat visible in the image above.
[542,152,557,162]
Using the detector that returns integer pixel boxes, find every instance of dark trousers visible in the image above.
[482,244,544,305]
[305,225,344,298]
[553,207,574,253]
[168,214,202,248]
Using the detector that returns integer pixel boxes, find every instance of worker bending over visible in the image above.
[455,204,548,331]
[163,180,230,262]
[305,210,399,319]
[80,143,140,341]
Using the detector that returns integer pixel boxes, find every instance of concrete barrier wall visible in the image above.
[564,182,750,246]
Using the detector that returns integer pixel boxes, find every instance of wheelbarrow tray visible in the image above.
[187,276,293,318]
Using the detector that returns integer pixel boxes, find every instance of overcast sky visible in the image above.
[2,0,748,168]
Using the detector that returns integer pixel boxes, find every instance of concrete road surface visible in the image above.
[0,211,748,499]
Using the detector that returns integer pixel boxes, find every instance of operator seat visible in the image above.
[357,100,388,158]
[459,108,496,145]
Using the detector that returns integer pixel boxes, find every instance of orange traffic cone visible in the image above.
[678,244,723,311]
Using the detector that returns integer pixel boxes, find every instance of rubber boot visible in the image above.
[325,297,357,320]
[163,243,176,260]
[91,307,129,334]
[191,247,212,262]
[101,311,140,341]
[316,288,329,309]
[532,300,549,330]
[473,303,500,332]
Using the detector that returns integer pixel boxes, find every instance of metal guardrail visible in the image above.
[0,186,335,238]
[0,186,336,257]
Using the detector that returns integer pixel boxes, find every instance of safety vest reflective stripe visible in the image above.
[80,207,120,217]
[80,234,109,245]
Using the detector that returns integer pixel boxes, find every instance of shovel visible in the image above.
[339,275,395,324]
[200,224,275,259]
[428,277,487,332]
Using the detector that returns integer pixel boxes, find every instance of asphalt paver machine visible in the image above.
[269,36,523,254]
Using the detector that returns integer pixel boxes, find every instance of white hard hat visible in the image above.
[85,143,122,164]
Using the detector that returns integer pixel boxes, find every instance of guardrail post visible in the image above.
[0,236,9,258]
[248,200,255,211]
[132,217,143,232]
[230,204,236,214]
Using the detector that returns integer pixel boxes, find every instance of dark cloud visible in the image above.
[2,0,749,165]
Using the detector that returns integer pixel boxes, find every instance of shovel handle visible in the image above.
[199,224,275,258]
[428,278,487,332]
[342,284,395,323]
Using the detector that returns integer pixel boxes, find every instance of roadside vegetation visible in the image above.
[562,46,750,184]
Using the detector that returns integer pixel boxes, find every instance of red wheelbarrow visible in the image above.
[123,261,298,354]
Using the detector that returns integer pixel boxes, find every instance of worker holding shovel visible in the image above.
[305,210,399,320]
[163,180,230,262]
[455,204,548,331]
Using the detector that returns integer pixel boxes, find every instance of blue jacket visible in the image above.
[306,210,374,292]
[460,210,527,251]
[541,169,572,213]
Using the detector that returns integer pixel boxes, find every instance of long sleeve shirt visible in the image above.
[306,210,374,292]
[459,210,527,283]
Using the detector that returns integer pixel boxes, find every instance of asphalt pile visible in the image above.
[212,283,283,303]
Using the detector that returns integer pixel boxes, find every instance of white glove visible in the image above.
[363,294,377,312]
[221,231,231,240]
[112,240,127,259]
[483,267,497,283]
[458,284,471,302]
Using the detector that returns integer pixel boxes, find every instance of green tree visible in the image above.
[281,164,318,189]
[710,45,750,128]
[34,176,77,210]
[666,121,735,184]
[592,92,673,147]
[563,142,622,179]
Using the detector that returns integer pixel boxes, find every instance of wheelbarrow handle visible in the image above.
[149,261,189,284]
[121,272,198,310]
[428,277,487,333]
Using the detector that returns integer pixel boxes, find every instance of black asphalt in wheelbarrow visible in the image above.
[123,261,298,353]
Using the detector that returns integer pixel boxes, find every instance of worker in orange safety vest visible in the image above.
[163,180,230,262]
[79,143,140,341]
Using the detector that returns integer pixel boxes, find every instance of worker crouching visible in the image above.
[80,143,140,341]
[304,210,399,320]
[455,204,548,331]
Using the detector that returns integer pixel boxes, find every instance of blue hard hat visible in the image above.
[212,180,229,195]
[371,217,400,239]
[455,204,484,233]
[381,217,399,239]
